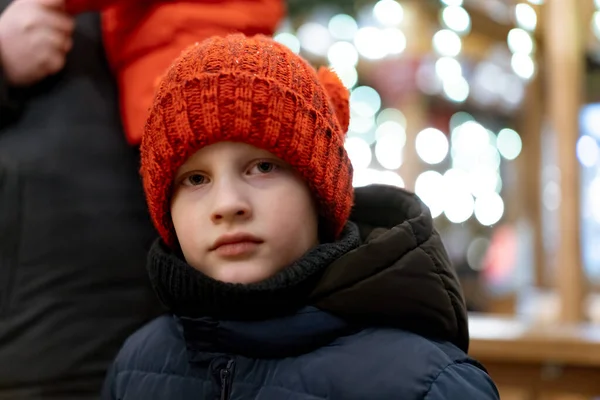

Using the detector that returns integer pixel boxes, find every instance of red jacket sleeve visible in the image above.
[65,0,285,145]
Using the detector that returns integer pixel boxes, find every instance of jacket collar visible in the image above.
[309,185,469,352]
[178,306,355,360]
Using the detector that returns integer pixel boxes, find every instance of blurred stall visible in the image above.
[279,0,535,311]
[279,0,600,398]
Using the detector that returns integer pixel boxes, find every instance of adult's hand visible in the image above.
[0,0,75,86]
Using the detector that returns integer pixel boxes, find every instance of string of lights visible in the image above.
[275,0,535,228]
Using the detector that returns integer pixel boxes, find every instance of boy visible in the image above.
[103,34,500,399]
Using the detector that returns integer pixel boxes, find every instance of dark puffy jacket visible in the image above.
[103,185,500,400]
[0,5,162,399]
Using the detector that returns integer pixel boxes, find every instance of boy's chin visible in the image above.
[210,262,283,285]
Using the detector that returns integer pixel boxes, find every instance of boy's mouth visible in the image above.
[210,232,264,252]
[213,241,262,258]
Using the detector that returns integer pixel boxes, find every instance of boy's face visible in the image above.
[171,142,319,284]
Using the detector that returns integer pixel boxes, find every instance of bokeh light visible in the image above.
[415,128,449,164]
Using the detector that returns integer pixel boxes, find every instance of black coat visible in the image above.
[0,6,162,399]
[103,185,500,400]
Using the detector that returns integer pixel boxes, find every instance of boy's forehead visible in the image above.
[182,142,280,166]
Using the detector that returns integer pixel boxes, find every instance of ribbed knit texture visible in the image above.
[140,34,354,248]
[147,222,361,319]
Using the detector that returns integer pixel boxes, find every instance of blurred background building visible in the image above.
[277,1,600,398]
[274,0,582,315]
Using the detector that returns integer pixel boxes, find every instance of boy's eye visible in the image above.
[184,174,206,186]
[255,161,275,173]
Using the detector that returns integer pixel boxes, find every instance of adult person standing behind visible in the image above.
[0,0,162,398]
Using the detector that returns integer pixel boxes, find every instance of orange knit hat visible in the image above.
[141,34,354,247]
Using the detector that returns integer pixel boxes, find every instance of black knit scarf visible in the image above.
[146,222,360,320]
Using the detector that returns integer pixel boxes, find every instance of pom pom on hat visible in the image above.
[317,67,350,134]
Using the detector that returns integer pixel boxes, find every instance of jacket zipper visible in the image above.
[219,359,234,400]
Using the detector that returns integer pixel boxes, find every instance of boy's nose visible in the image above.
[210,184,252,224]
[211,207,250,223]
